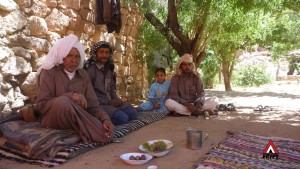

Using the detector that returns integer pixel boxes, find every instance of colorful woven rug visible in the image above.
[0,111,168,167]
[194,132,300,169]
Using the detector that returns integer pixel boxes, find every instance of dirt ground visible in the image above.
[0,81,299,169]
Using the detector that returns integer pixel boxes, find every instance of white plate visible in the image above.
[120,152,153,165]
[139,139,174,157]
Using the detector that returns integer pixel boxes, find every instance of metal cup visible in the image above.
[186,130,208,149]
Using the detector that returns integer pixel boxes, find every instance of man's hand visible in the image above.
[183,102,198,113]
[108,99,123,107]
[72,93,87,109]
[102,119,114,139]
[194,102,203,112]
[19,105,38,122]
[116,99,123,106]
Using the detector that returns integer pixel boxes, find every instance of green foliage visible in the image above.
[210,3,275,54]
[136,1,177,83]
[233,0,284,13]
[296,63,300,73]
[128,0,299,90]
[137,21,176,83]
[263,9,300,60]
[177,1,212,36]
[199,50,220,88]
[282,0,300,12]
[234,64,271,87]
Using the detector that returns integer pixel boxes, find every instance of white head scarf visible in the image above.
[37,34,85,73]
[174,53,200,77]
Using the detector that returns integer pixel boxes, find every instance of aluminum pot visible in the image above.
[186,129,208,149]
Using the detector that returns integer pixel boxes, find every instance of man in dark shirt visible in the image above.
[85,41,138,125]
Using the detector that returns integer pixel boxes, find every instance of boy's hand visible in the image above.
[150,98,160,109]
[153,103,160,109]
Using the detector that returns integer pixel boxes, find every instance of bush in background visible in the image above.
[234,64,271,87]
[199,51,220,88]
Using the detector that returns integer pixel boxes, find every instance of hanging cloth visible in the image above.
[95,0,122,33]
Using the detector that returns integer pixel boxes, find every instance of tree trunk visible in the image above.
[134,0,213,68]
[223,72,232,91]
[221,60,233,91]
[287,67,295,75]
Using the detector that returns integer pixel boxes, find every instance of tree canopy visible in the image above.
[126,0,300,90]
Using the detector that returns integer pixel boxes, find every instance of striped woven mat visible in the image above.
[0,111,168,167]
[194,132,300,169]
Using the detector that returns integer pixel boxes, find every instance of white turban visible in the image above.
[37,34,85,73]
[174,53,200,77]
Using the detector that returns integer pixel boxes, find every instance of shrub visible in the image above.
[199,51,220,89]
[234,64,271,87]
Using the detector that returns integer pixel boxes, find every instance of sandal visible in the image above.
[254,105,273,111]
[217,103,236,111]
[254,105,264,111]
[217,104,226,111]
[263,106,273,111]
[226,103,236,111]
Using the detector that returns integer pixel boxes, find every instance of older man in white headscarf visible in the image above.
[34,34,114,144]
[165,53,218,117]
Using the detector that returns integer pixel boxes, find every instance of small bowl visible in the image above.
[139,139,174,157]
[120,152,153,165]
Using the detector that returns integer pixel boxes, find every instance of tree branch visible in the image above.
[175,0,182,8]
[144,12,182,54]
[192,3,214,62]
[191,24,204,56]
[168,0,191,50]
[132,0,183,54]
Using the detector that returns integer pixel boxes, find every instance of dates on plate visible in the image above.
[129,154,146,160]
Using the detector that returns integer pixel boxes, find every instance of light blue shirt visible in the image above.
[148,80,170,103]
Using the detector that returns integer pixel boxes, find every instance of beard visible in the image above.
[182,69,191,74]
[98,57,109,63]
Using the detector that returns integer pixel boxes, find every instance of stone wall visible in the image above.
[0,0,148,119]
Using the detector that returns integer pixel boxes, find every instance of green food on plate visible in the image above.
[142,141,167,152]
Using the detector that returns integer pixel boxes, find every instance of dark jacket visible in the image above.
[95,0,122,33]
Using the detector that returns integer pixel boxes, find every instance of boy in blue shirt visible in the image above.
[138,68,170,114]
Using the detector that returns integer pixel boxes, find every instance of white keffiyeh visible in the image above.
[37,34,85,73]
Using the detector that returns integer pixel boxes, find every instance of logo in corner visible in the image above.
[262,139,279,159]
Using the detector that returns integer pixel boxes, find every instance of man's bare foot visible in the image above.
[203,111,210,119]
[63,134,81,145]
